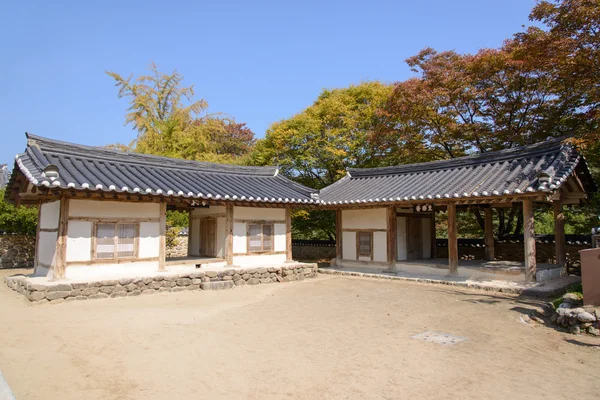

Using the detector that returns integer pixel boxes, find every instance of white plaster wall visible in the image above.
[373,231,387,262]
[69,200,159,219]
[342,208,387,230]
[397,217,407,261]
[66,221,92,262]
[38,231,58,266]
[234,206,285,221]
[274,223,286,252]
[233,253,286,266]
[189,219,200,256]
[39,200,60,229]
[139,222,160,258]
[422,218,432,259]
[232,222,245,254]
[66,261,160,280]
[342,231,357,260]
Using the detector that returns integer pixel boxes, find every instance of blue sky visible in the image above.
[0,0,536,167]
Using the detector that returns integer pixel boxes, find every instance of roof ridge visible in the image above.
[26,133,278,176]
[349,137,570,178]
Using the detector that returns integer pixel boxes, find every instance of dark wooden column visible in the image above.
[54,196,70,279]
[554,200,566,266]
[336,209,343,262]
[523,198,537,281]
[285,206,293,262]
[387,206,397,271]
[430,213,436,259]
[158,201,167,271]
[225,203,234,265]
[484,207,495,261]
[447,203,458,274]
[187,209,192,257]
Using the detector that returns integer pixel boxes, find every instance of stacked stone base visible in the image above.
[4,263,318,304]
[550,293,600,336]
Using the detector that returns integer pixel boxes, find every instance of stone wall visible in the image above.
[0,234,35,269]
[166,235,188,258]
[435,241,588,267]
[4,263,318,303]
[292,244,336,261]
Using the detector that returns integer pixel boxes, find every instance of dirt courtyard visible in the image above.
[0,269,599,400]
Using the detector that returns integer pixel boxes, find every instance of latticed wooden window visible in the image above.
[357,231,372,257]
[95,222,138,260]
[248,223,273,253]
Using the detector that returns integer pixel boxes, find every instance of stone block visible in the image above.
[260,278,272,284]
[224,269,236,276]
[247,278,260,285]
[26,283,49,292]
[232,274,242,281]
[191,278,203,285]
[99,286,114,294]
[110,292,128,298]
[158,287,172,292]
[205,271,218,278]
[189,271,205,279]
[128,290,141,296]
[118,278,133,286]
[124,283,138,292]
[242,273,251,280]
[89,293,109,300]
[142,289,156,295]
[99,280,119,287]
[148,281,163,290]
[142,277,154,285]
[177,278,192,286]
[153,275,165,282]
[27,291,47,301]
[46,291,71,300]
[163,281,177,288]
[72,282,89,289]
[47,283,73,292]
[50,298,65,304]
[201,281,235,290]
[235,279,247,286]
[187,284,200,290]
[267,267,278,273]
[223,276,233,281]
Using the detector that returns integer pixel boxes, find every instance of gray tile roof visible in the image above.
[11,134,318,204]
[319,138,596,205]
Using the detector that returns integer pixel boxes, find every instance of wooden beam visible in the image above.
[484,207,495,261]
[225,204,234,265]
[387,206,397,271]
[523,198,537,282]
[447,203,458,275]
[158,202,166,271]
[554,200,566,266]
[430,213,436,258]
[285,206,293,262]
[54,196,70,280]
[336,209,343,262]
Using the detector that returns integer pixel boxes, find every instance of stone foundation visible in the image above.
[4,263,318,304]
[549,294,600,336]
[166,236,188,258]
[0,234,35,269]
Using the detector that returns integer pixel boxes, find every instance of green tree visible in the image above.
[107,63,255,163]
[0,189,38,235]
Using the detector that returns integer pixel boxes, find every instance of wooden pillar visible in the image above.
[484,207,495,261]
[34,200,42,269]
[430,212,436,258]
[335,209,343,262]
[387,206,397,271]
[187,209,192,257]
[54,196,69,280]
[523,198,537,282]
[285,206,293,262]
[225,203,234,265]
[158,202,167,271]
[554,200,566,266]
[447,203,458,274]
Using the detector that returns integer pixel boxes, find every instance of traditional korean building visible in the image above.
[319,138,596,282]
[5,134,318,280]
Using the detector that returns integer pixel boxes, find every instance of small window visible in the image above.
[357,232,372,257]
[95,222,138,260]
[248,223,273,253]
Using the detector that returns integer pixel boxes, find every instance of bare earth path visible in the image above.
[0,269,598,400]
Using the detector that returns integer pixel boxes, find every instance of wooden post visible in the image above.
[187,209,192,257]
[54,196,69,280]
[225,203,234,265]
[387,206,397,271]
[285,206,293,262]
[554,200,566,266]
[447,203,458,274]
[34,200,42,269]
[484,207,495,261]
[523,198,537,282]
[430,213,436,259]
[336,209,343,262]
[158,202,167,271]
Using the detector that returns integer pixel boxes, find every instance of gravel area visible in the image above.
[0,268,599,400]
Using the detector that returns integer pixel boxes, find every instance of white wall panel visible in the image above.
[274,223,286,252]
[139,222,160,258]
[373,231,387,262]
[66,221,92,262]
[342,208,387,230]
[233,206,285,221]
[38,231,58,266]
[69,200,159,219]
[342,231,357,260]
[39,200,60,229]
[233,222,247,253]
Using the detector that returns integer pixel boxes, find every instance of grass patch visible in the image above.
[550,283,583,309]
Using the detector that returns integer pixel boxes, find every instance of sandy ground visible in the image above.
[0,269,599,400]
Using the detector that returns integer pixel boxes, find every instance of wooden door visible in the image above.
[406,217,423,260]
[200,219,216,257]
